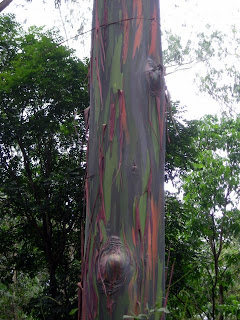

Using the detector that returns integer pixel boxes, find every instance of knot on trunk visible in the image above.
[97,236,132,295]
[145,58,163,97]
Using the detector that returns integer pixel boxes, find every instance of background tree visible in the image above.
[166,115,240,319]
[0,0,69,13]
[0,14,89,319]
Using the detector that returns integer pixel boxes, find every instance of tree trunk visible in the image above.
[219,283,224,320]
[13,269,18,320]
[0,0,14,12]
[81,1,165,319]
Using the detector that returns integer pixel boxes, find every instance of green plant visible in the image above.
[123,303,169,319]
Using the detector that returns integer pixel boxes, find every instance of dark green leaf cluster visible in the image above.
[165,101,199,183]
[166,114,240,319]
[0,14,89,319]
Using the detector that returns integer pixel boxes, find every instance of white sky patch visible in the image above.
[3,0,240,119]
[161,0,240,118]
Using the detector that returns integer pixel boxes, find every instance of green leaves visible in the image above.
[195,26,240,111]
[123,306,169,319]
[166,115,240,319]
[0,14,88,320]
[69,308,78,315]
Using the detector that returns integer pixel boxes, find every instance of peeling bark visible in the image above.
[81,1,165,319]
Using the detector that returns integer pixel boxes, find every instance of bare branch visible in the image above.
[165,56,212,76]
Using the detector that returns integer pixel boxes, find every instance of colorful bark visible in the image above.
[81,1,165,319]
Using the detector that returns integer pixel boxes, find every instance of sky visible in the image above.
[4,0,240,120]
[161,0,240,119]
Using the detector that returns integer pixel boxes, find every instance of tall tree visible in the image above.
[81,1,166,319]
[166,115,240,319]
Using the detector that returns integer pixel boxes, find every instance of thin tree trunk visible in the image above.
[81,1,165,319]
[0,0,13,12]
[219,283,224,320]
[13,269,18,320]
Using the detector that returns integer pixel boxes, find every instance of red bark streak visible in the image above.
[97,221,103,243]
[118,91,123,169]
[98,144,106,223]
[90,52,93,86]
[135,202,142,245]
[84,107,90,130]
[128,276,134,300]
[132,227,136,247]
[149,5,157,56]
[95,56,103,108]
[102,123,107,142]
[132,1,143,58]
[122,1,129,63]
[107,295,114,313]
[118,90,129,142]
[95,0,105,71]
[103,0,108,25]
[99,36,106,72]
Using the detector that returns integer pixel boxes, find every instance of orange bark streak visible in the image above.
[132,227,136,247]
[132,1,143,58]
[149,5,157,56]
[120,93,129,142]
[128,276,135,308]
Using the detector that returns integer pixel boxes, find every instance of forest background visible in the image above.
[0,0,240,319]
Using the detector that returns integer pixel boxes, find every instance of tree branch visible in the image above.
[0,0,14,12]
[165,56,212,76]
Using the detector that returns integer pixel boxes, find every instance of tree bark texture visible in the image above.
[0,0,13,12]
[82,1,165,319]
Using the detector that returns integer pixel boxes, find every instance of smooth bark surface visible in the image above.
[81,1,166,319]
[0,0,13,12]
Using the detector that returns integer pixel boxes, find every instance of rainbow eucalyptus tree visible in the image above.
[81,1,166,319]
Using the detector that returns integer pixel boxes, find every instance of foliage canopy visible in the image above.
[0,13,89,319]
